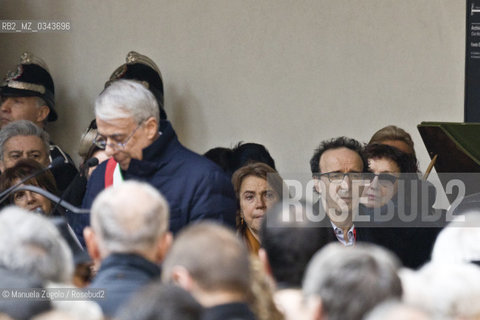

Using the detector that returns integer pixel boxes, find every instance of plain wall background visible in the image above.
[0,1,465,206]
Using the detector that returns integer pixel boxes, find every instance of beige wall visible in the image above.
[0,1,465,203]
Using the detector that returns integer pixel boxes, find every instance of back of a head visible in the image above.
[90,181,169,256]
[95,79,159,123]
[369,125,413,147]
[369,125,417,158]
[400,262,480,319]
[260,201,333,288]
[303,243,402,320]
[230,142,276,173]
[116,282,203,320]
[0,207,73,283]
[162,223,250,295]
[204,147,233,174]
[0,267,52,320]
[431,211,480,264]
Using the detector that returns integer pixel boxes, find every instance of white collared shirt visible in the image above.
[330,221,356,246]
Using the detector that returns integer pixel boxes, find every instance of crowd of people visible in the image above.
[0,51,479,320]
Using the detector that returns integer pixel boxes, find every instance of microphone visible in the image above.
[0,157,65,204]
[81,157,99,177]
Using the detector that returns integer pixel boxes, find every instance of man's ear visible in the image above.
[0,161,5,173]
[144,116,158,140]
[83,227,101,263]
[155,231,173,263]
[36,105,50,123]
[171,266,195,291]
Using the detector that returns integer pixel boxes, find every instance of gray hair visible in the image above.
[431,212,480,264]
[0,120,50,161]
[303,243,402,320]
[0,207,74,283]
[400,262,480,320]
[95,79,159,124]
[91,181,169,255]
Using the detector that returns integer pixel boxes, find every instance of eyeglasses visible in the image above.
[314,171,364,183]
[364,172,398,186]
[93,121,144,150]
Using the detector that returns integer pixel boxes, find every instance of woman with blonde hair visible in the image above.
[232,162,284,254]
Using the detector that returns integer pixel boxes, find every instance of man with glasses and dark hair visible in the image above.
[77,80,236,246]
[309,137,368,246]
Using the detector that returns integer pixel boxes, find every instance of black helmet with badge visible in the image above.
[0,52,57,122]
[106,51,166,120]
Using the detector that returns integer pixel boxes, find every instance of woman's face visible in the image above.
[12,179,52,215]
[239,175,279,236]
[362,157,400,208]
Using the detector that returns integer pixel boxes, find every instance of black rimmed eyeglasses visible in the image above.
[313,171,364,183]
[93,121,144,150]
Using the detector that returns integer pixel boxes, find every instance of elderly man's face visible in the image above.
[96,117,156,170]
[1,135,50,170]
[0,96,49,128]
[316,147,364,225]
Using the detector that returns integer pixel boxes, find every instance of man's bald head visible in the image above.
[90,181,169,257]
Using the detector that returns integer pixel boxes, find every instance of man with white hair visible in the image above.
[0,207,103,320]
[79,79,236,244]
[84,181,172,317]
[302,243,402,320]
